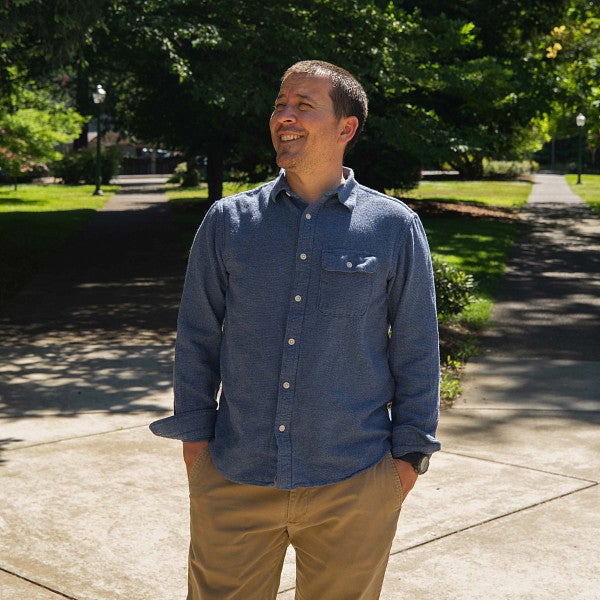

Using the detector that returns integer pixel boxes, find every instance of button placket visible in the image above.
[274,203,320,488]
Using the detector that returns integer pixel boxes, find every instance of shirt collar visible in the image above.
[269,167,359,210]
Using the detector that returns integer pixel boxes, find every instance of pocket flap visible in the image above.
[322,251,377,274]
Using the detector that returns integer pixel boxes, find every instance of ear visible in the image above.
[338,116,359,146]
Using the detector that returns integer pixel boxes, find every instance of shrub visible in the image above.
[52,151,90,184]
[0,162,49,185]
[53,147,123,185]
[432,257,475,320]
[168,160,203,187]
[181,167,200,188]
[483,160,537,180]
[167,161,188,184]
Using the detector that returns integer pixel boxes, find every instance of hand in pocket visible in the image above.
[183,441,210,476]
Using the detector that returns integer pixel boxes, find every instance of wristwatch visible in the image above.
[397,452,430,475]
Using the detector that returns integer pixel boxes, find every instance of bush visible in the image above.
[53,147,123,185]
[432,257,475,320]
[0,162,49,184]
[483,160,536,180]
[52,151,91,184]
[168,160,203,187]
[167,161,188,184]
[181,167,200,188]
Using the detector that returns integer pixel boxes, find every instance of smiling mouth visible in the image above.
[280,134,302,142]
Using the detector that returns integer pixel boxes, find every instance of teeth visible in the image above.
[281,134,301,141]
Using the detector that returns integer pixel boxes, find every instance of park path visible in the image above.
[1,173,599,599]
[1,175,184,343]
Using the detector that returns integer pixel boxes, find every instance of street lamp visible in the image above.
[576,112,586,185]
[92,84,107,195]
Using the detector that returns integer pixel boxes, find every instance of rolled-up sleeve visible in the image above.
[150,201,227,441]
[387,214,441,457]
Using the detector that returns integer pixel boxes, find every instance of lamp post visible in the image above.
[92,84,107,195]
[576,112,586,185]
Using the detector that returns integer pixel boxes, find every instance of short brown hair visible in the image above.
[282,60,368,151]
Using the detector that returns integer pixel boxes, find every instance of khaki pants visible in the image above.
[187,451,404,600]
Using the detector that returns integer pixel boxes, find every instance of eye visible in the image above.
[298,102,312,110]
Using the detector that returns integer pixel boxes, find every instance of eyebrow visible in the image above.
[276,91,317,102]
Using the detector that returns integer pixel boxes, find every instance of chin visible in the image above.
[276,156,296,170]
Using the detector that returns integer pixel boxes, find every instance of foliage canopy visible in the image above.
[0,0,597,196]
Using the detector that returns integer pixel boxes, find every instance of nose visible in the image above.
[273,104,297,124]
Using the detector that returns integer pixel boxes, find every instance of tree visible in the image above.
[87,1,325,201]
[539,2,600,168]
[0,0,112,161]
[394,0,578,176]
[0,81,85,187]
[95,0,580,190]
[0,0,108,102]
[12,0,583,198]
[86,0,472,199]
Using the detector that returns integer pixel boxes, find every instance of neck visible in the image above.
[285,168,346,203]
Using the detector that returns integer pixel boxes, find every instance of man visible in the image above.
[151,60,440,600]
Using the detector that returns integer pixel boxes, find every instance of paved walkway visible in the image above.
[1,174,599,599]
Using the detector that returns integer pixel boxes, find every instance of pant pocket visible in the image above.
[385,452,405,509]
[188,448,212,487]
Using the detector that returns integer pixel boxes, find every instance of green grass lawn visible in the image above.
[0,183,118,307]
[399,179,532,403]
[565,173,600,216]
[401,179,532,209]
[400,180,531,325]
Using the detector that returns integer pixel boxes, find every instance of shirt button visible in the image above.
[300,253,307,261]
[305,213,312,220]
[282,381,290,389]
[346,261,353,268]
[279,425,286,432]
[288,338,296,346]
[294,295,302,302]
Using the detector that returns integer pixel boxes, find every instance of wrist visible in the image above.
[394,452,430,475]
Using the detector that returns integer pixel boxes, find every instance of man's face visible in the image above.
[270,74,347,175]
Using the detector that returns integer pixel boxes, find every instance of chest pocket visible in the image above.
[318,251,378,317]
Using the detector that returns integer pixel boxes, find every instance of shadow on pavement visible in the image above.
[0,184,187,461]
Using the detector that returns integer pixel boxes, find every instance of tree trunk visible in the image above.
[73,122,88,151]
[207,143,224,205]
[73,68,90,151]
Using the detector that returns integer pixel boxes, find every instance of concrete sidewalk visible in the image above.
[1,174,599,599]
[389,173,599,599]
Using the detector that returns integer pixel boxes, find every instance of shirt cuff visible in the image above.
[391,424,441,458]
[149,409,217,442]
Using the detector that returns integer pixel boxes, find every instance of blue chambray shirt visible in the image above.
[150,168,441,490]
